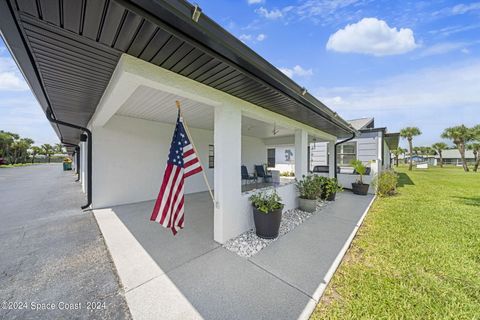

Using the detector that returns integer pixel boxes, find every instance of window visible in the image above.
[208,145,214,168]
[336,142,357,166]
[267,148,276,168]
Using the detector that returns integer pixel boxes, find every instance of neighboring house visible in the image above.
[0,0,356,244]
[435,149,476,166]
[268,117,399,193]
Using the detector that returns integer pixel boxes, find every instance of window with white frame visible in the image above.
[336,142,357,166]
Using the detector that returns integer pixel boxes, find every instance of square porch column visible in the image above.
[295,129,308,178]
[214,104,242,244]
[328,140,336,178]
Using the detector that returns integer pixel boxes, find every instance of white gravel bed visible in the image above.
[223,201,329,258]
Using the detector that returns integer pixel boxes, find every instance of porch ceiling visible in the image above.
[116,85,214,130]
[116,85,294,139]
[0,0,355,145]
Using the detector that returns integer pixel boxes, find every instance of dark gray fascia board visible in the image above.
[116,0,356,137]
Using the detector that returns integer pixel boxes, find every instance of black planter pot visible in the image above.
[352,183,369,195]
[321,189,337,201]
[252,206,283,239]
[326,191,336,201]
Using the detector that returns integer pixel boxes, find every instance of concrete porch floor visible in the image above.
[94,191,374,320]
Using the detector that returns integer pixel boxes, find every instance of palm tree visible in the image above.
[400,127,422,171]
[31,146,43,164]
[467,143,480,172]
[41,144,55,163]
[391,148,402,167]
[54,143,65,154]
[432,142,448,168]
[441,125,474,172]
[473,125,480,172]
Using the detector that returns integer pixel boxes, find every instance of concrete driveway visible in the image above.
[0,164,130,319]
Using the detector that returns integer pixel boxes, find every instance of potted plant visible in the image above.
[350,159,369,195]
[249,191,284,239]
[321,177,342,201]
[296,175,322,212]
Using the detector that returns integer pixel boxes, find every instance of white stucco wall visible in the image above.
[242,136,267,174]
[91,115,272,209]
[91,115,215,208]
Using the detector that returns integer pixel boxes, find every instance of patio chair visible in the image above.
[241,165,257,184]
[254,165,272,183]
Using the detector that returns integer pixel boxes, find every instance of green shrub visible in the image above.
[373,170,399,197]
[322,177,343,199]
[350,159,367,184]
[296,175,323,200]
[249,191,283,214]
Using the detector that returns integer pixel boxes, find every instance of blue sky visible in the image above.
[1,0,480,148]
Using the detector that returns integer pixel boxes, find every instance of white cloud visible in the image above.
[279,65,313,78]
[418,42,467,57]
[247,0,264,4]
[451,2,480,14]
[326,18,417,56]
[255,7,284,19]
[317,60,480,113]
[0,57,28,91]
[317,61,480,144]
[239,34,252,42]
[238,33,267,43]
[256,33,267,41]
[417,41,479,57]
[0,72,29,91]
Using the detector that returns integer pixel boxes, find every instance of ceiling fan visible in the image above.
[272,122,280,136]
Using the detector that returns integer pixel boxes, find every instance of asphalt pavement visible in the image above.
[0,164,131,319]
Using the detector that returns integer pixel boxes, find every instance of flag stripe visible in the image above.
[151,164,173,222]
[150,115,203,235]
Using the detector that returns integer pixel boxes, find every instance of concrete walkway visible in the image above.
[95,191,374,320]
[0,164,131,320]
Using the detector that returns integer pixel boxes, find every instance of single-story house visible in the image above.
[1,0,358,243]
[435,149,476,166]
[268,117,399,193]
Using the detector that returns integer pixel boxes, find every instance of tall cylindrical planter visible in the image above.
[253,206,283,239]
[298,198,317,212]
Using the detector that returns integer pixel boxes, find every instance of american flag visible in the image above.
[150,114,203,235]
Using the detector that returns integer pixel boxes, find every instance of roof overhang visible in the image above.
[385,133,400,150]
[0,0,356,145]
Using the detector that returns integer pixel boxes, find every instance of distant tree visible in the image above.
[441,125,474,172]
[473,125,480,172]
[467,143,480,172]
[391,148,402,167]
[30,146,43,164]
[400,127,422,171]
[41,144,55,163]
[432,142,448,168]
[10,138,33,164]
[54,143,65,154]
[399,147,407,163]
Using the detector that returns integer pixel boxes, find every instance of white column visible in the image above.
[328,141,336,178]
[294,129,308,178]
[214,104,242,244]
[80,141,87,193]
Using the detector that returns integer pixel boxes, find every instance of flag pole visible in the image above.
[176,101,215,204]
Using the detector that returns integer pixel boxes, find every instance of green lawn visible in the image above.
[312,166,480,319]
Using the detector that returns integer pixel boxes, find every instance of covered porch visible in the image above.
[89,54,340,244]
[94,190,375,320]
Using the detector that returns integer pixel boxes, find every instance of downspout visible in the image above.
[75,146,80,182]
[47,108,92,210]
[334,132,356,179]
